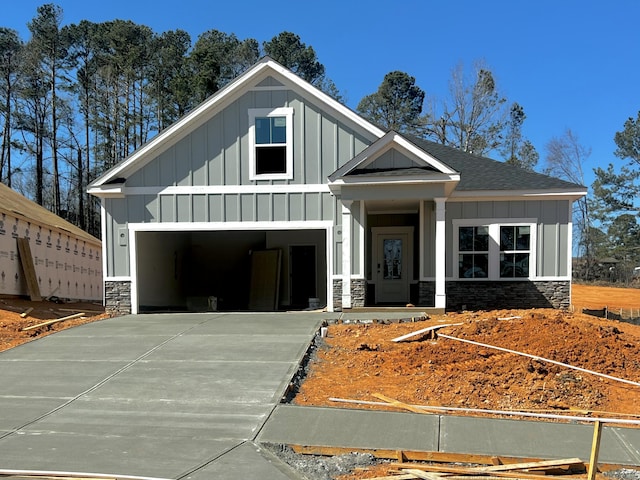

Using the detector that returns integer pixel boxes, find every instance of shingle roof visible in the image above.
[407,136,586,192]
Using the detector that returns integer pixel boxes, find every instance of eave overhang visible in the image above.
[449,187,588,202]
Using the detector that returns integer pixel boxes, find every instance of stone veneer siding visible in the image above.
[332,278,366,311]
[105,280,132,316]
[444,280,570,310]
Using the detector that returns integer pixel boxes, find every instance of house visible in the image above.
[88,57,586,315]
[0,182,102,301]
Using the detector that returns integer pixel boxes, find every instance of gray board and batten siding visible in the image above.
[444,200,571,279]
[103,79,375,279]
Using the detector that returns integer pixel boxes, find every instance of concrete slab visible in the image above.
[183,441,306,480]
[0,312,324,479]
[260,405,640,467]
[257,405,441,451]
[441,415,640,465]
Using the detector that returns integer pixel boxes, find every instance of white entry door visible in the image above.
[373,227,413,304]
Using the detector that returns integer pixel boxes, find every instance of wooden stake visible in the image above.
[587,421,603,480]
[22,313,86,331]
[20,307,34,318]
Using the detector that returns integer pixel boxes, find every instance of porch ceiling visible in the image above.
[365,198,420,214]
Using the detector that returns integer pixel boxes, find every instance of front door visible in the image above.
[373,227,413,304]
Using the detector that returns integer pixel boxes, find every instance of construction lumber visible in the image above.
[372,393,434,414]
[0,469,167,480]
[16,238,42,301]
[390,463,567,480]
[22,313,85,331]
[20,307,34,318]
[290,445,544,466]
[368,475,417,480]
[587,421,603,480]
[438,334,640,388]
[402,469,447,480]
[391,323,462,342]
[472,458,584,473]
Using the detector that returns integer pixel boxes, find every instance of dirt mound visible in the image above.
[295,308,640,417]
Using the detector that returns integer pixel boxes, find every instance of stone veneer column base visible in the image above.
[332,278,366,311]
[105,280,132,316]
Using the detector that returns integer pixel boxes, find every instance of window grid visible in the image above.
[453,221,536,281]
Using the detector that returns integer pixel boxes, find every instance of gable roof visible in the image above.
[0,182,100,244]
[406,136,587,197]
[329,131,458,181]
[88,57,384,193]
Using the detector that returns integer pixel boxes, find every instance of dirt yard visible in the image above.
[0,296,109,352]
[294,283,640,420]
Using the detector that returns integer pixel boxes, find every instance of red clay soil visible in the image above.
[0,296,109,352]
[295,284,640,419]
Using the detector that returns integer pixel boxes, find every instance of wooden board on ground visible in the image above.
[472,457,584,472]
[391,323,462,342]
[16,238,42,301]
[22,313,85,331]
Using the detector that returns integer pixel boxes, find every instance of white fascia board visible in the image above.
[330,132,459,180]
[90,58,384,189]
[449,189,587,202]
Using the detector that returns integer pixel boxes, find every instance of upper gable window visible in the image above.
[249,107,293,180]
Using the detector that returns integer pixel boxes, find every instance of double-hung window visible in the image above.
[454,220,536,280]
[458,226,489,278]
[249,107,293,180]
[499,225,531,278]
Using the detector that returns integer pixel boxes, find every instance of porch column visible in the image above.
[341,200,353,309]
[434,197,446,309]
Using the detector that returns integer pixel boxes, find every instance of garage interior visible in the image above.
[135,229,327,312]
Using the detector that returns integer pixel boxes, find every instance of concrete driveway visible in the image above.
[0,312,328,479]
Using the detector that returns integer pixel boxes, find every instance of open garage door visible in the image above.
[134,229,326,312]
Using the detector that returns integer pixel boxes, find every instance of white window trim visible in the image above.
[248,107,294,181]
[452,218,537,281]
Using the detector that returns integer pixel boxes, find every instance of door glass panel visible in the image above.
[383,238,402,279]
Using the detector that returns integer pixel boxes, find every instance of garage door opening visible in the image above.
[135,229,326,312]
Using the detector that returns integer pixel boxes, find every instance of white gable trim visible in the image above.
[90,57,385,188]
[329,131,458,181]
